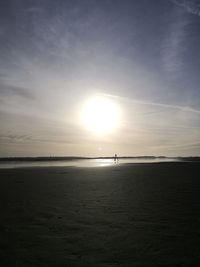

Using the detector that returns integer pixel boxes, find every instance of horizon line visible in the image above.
[0,155,200,161]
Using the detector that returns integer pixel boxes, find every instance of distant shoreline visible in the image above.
[0,156,199,162]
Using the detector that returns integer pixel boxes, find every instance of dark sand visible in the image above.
[0,162,200,266]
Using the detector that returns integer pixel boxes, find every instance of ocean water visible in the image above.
[0,157,178,169]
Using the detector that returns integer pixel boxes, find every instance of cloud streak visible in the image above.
[172,0,200,16]
[0,82,35,100]
[161,5,190,74]
[103,93,200,114]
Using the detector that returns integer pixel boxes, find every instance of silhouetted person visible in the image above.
[114,154,118,163]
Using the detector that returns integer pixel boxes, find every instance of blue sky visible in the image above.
[0,0,200,156]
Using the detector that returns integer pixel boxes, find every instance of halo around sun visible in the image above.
[81,96,121,135]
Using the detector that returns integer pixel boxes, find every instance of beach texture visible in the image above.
[0,162,200,266]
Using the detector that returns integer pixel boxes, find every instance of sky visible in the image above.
[0,0,200,157]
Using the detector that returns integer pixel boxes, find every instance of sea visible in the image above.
[0,157,179,169]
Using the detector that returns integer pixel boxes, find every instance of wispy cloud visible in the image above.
[0,133,32,142]
[161,5,190,74]
[102,92,200,156]
[0,82,35,100]
[172,0,200,16]
[103,93,200,114]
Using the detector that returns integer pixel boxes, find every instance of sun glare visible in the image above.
[81,96,121,135]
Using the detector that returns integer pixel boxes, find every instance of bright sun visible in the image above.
[81,96,121,135]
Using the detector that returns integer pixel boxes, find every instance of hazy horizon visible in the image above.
[0,155,199,160]
[1,0,200,157]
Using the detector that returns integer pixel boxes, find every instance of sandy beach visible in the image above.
[1,162,200,266]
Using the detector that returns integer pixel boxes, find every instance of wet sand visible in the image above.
[0,162,200,266]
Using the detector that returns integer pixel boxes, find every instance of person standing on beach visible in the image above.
[114,154,118,163]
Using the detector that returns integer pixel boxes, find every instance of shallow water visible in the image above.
[0,157,178,169]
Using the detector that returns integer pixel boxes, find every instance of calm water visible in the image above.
[0,157,178,169]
